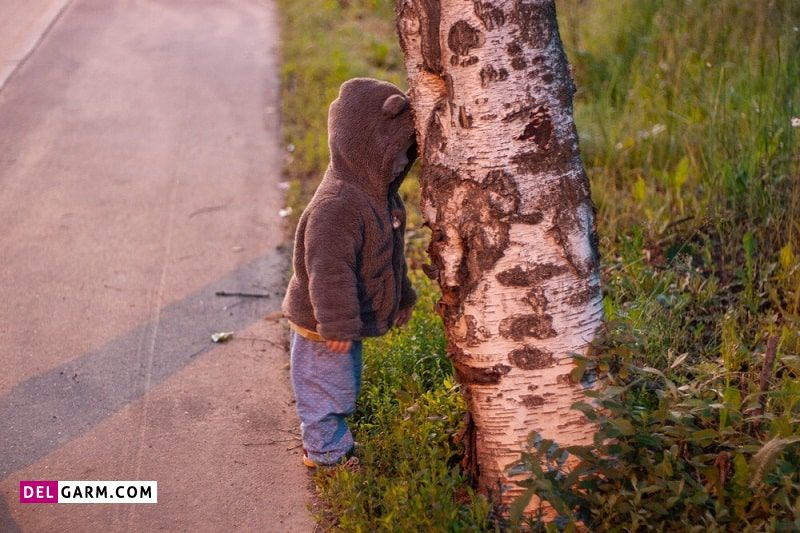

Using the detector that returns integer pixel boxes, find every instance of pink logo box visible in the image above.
[19,481,58,503]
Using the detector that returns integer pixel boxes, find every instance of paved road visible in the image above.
[0,0,70,90]
[0,0,313,530]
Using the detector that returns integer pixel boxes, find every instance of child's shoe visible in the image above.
[302,448,360,471]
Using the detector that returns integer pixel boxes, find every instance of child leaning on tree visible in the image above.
[281,77,419,467]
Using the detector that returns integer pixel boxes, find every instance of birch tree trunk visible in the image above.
[395,0,603,512]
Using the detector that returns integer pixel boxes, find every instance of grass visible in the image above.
[277,0,800,529]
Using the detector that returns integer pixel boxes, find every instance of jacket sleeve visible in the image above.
[392,192,417,310]
[304,201,363,340]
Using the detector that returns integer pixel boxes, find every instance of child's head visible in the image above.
[327,78,417,195]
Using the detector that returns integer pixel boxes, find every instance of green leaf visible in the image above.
[611,418,636,436]
[572,402,599,421]
[780,244,795,271]
[733,453,749,488]
[633,175,647,202]
[673,156,690,189]
[570,357,588,383]
[509,487,536,526]
[742,232,757,259]
[691,428,718,444]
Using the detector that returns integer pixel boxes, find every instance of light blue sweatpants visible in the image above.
[289,330,363,465]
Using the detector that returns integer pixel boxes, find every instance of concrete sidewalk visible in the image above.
[0,0,313,530]
[0,0,71,91]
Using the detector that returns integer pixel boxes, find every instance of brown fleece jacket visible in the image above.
[281,78,418,341]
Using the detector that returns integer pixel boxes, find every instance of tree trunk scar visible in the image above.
[424,101,448,154]
[422,165,520,299]
[415,0,444,74]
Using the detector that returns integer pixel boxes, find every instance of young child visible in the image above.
[282,78,418,467]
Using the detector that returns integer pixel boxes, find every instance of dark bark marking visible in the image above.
[421,262,439,280]
[473,1,505,30]
[416,0,443,74]
[483,169,520,215]
[442,73,457,120]
[511,0,555,48]
[460,55,480,67]
[521,395,546,408]
[453,360,511,385]
[511,56,527,70]
[509,136,574,176]
[495,263,568,287]
[531,54,547,66]
[509,346,554,370]
[479,64,509,88]
[566,282,601,306]
[545,172,600,276]
[523,286,548,314]
[499,313,557,340]
[458,105,474,128]
[506,42,522,56]
[443,73,455,102]
[424,100,448,154]
[510,210,544,225]
[463,314,480,345]
[517,105,552,150]
[447,20,483,56]
[501,95,537,123]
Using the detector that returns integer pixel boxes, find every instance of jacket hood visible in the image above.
[326,78,417,199]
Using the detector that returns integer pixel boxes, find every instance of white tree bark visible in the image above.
[395,0,603,512]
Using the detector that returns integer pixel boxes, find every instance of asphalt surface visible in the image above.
[0,0,71,91]
[0,0,313,530]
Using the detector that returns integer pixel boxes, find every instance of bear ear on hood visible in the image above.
[382,93,408,118]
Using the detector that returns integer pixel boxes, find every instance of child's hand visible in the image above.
[326,339,352,353]
[394,306,413,328]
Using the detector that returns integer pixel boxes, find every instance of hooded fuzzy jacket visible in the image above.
[282,78,418,341]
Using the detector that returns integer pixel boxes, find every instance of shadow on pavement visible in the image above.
[0,492,22,532]
[0,247,288,480]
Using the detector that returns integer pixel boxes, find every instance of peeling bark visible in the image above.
[395,0,603,517]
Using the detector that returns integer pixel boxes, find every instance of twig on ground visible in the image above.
[215,291,271,298]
